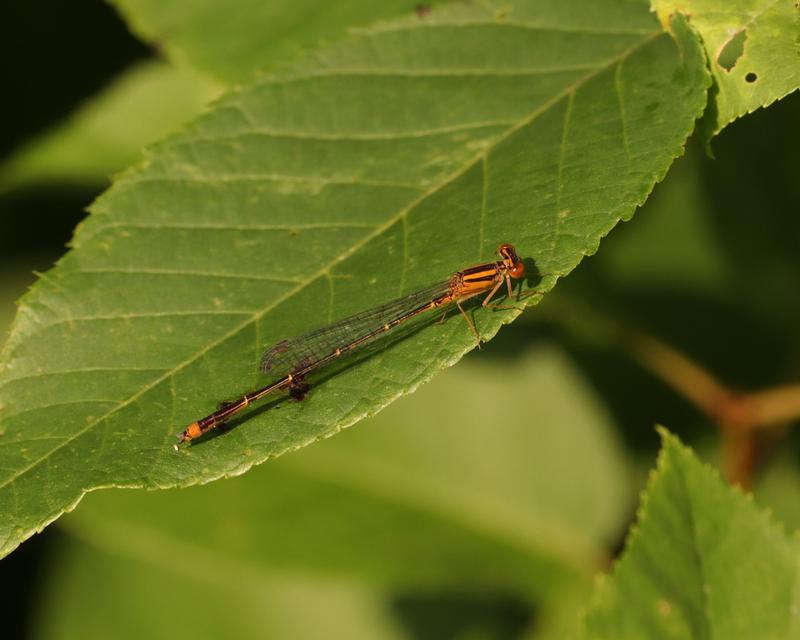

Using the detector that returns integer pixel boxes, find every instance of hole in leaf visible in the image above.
[745,72,758,83]
[717,29,747,71]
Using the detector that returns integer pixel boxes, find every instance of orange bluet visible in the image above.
[178,242,527,443]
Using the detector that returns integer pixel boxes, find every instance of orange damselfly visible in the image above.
[178,242,527,444]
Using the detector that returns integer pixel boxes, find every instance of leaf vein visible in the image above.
[479,154,489,259]
[550,91,575,261]
[3,399,120,424]
[359,20,656,37]
[2,367,167,387]
[614,58,632,177]
[73,268,301,283]
[17,311,254,342]
[261,64,601,84]
[79,221,377,245]
[181,119,517,144]
[675,456,713,638]
[127,174,424,190]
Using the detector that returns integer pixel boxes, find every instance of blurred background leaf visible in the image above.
[37,537,411,640]
[111,0,445,82]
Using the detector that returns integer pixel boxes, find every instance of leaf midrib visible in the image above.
[356,19,656,37]
[674,453,713,639]
[0,28,661,497]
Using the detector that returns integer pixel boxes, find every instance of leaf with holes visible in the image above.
[653,0,800,138]
[0,0,709,558]
[578,430,800,640]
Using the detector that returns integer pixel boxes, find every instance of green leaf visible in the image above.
[44,346,627,639]
[0,60,221,193]
[36,538,409,640]
[652,0,800,138]
[754,451,800,535]
[111,0,446,82]
[0,0,709,558]
[579,429,800,640]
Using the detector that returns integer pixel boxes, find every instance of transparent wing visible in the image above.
[260,280,452,377]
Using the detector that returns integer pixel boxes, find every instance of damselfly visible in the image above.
[178,242,528,443]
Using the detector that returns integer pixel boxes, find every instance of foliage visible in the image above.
[652,0,800,138]
[579,431,800,640]
[0,0,709,558]
[0,0,798,637]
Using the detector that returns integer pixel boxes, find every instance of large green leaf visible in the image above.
[653,0,800,138]
[112,0,445,82]
[0,0,709,558]
[579,430,800,640]
[42,346,627,639]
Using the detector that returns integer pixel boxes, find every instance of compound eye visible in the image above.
[509,262,526,279]
[498,242,514,258]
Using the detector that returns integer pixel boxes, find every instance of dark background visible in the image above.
[1,2,149,636]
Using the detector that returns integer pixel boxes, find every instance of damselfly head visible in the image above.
[497,243,525,279]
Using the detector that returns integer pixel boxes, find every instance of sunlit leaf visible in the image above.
[0,1,708,558]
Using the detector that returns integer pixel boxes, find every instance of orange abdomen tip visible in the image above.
[179,422,202,443]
